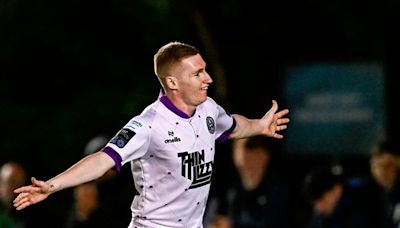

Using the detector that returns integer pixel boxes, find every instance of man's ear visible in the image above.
[165,76,178,90]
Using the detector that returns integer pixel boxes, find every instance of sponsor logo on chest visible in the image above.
[178,150,213,189]
[164,130,181,143]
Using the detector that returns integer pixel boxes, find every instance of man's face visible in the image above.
[239,147,269,178]
[370,153,399,191]
[173,54,213,107]
[233,140,270,182]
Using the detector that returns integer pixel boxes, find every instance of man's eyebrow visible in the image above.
[193,68,203,75]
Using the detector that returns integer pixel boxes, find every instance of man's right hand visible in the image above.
[13,177,52,210]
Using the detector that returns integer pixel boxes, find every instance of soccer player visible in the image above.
[13,41,290,228]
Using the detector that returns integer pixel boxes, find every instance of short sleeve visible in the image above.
[207,98,236,142]
[101,117,150,171]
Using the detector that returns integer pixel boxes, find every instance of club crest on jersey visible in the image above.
[206,116,215,134]
[110,128,136,148]
[178,150,213,189]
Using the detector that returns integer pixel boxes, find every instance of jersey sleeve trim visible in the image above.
[101,146,122,172]
[216,117,236,143]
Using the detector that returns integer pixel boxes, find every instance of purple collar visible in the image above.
[159,95,196,119]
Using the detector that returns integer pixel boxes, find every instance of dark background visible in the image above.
[1,0,399,226]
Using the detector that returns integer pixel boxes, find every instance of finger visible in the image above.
[31,177,44,186]
[277,118,290,125]
[16,201,32,210]
[13,177,40,193]
[13,192,30,204]
[31,177,40,186]
[277,125,287,131]
[264,100,279,119]
[14,186,42,194]
[273,133,284,139]
[14,196,30,208]
[269,100,278,113]
[14,186,33,194]
[14,186,25,194]
[275,109,289,118]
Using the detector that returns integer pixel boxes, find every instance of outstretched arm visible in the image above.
[229,100,289,139]
[13,151,115,210]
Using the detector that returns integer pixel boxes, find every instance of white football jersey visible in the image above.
[102,95,236,228]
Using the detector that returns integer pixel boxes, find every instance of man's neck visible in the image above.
[165,94,196,117]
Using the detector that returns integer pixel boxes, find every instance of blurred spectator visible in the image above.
[303,164,344,228]
[209,135,294,228]
[368,137,400,227]
[303,163,383,228]
[0,161,28,228]
[65,182,105,228]
[65,135,133,228]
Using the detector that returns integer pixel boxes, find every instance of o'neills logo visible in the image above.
[165,137,181,143]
